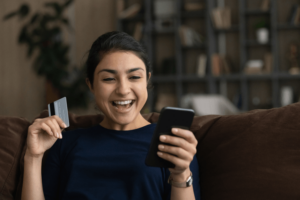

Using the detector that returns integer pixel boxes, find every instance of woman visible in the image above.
[22,31,200,200]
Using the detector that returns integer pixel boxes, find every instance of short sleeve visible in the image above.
[42,139,62,200]
[162,155,201,200]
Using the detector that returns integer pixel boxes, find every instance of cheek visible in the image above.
[135,82,148,101]
[94,84,111,102]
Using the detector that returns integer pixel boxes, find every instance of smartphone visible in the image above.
[145,107,195,168]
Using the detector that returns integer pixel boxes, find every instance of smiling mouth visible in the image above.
[112,100,135,110]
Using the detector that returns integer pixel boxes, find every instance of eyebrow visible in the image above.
[98,67,144,74]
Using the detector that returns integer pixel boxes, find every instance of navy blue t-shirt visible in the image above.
[42,123,201,200]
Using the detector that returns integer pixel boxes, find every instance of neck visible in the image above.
[100,114,150,131]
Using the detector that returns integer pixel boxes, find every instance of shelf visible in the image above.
[181,44,206,50]
[152,29,175,35]
[118,14,144,22]
[245,40,271,47]
[151,75,177,83]
[214,74,241,81]
[245,10,270,15]
[277,24,300,30]
[181,75,207,82]
[244,74,273,80]
[118,0,300,111]
[277,73,300,80]
[181,11,205,18]
[214,25,239,33]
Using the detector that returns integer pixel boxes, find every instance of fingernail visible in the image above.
[157,152,163,156]
[173,128,178,132]
[63,123,67,128]
[160,136,166,141]
[56,132,60,138]
[60,133,63,138]
[158,144,164,149]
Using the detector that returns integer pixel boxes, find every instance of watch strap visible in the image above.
[168,172,193,188]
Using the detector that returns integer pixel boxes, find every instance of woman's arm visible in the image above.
[157,128,198,200]
[21,150,45,200]
[169,169,195,200]
[21,115,66,200]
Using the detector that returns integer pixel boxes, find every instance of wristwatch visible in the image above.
[168,172,193,188]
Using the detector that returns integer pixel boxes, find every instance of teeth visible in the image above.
[114,100,133,105]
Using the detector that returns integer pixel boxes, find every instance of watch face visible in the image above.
[187,176,193,186]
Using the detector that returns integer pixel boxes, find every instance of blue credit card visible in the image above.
[47,97,70,128]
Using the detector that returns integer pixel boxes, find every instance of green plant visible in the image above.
[3,0,90,109]
[254,19,270,30]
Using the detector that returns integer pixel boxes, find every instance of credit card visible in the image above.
[48,97,70,128]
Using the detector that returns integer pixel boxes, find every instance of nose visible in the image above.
[115,78,130,96]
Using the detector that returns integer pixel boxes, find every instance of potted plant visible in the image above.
[254,19,270,44]
[3,0,90,108]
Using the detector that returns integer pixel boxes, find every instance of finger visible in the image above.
[44,120,60,139]
[160,135,196,154]
[50,117,63,138]
[158,144,193,162]
[157,151,190,170]
[52,115,67,129]
[172,128,198,146]
[40,122,55,137]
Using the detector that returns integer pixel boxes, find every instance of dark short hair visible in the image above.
[86,31,151,88]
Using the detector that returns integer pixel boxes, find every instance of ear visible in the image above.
[86,78,94,94]
[147,72,151,82]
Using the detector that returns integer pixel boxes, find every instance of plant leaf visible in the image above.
[61,18,69,25]
[45,2,62,16]
[19,4,30,18]
[30,13,39,24]
[3,11,18,20]
[18,26,28,44]
[63,0,74,8]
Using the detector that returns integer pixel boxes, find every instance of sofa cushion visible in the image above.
[196,102,300,200]
[0,116,30,200]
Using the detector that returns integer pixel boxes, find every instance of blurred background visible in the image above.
[1,0,300,121]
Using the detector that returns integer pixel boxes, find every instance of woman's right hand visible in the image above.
[26,115,67,157]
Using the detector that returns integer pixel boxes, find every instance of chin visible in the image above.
[113,115,136,125]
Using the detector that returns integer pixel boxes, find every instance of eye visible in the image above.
[103,78,115,81]
[130,76,141,80]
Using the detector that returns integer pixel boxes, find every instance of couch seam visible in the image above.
[0,147,17,198]
[0,127,25,199]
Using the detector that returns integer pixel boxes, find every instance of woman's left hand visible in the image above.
[157,128,198,181]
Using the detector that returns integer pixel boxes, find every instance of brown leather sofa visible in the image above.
[1,102,300,200]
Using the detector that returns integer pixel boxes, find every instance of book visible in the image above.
[288,5,299,25]
[211,7,231,29]
[197,54,207,76]
[222,8,231,29]
[118,3,141,19]
[244,60,263,74]
[294,7,300,25]
[261,0,270,11]
[211,8,223,29]
[133,22,143,42]
[264,53,272,73]
[211,54,221,76]
[155,93,177,112]
[220,56,231,74]
[184,2,204,11]
[178,25,204,46]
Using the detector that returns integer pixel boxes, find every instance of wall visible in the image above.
[0,0,116,121]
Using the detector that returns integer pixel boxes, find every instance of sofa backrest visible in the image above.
[1,102,300,200]
[0,116,29,200]
[195,102,300,199]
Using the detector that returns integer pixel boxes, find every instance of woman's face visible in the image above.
[87,51,150,130]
